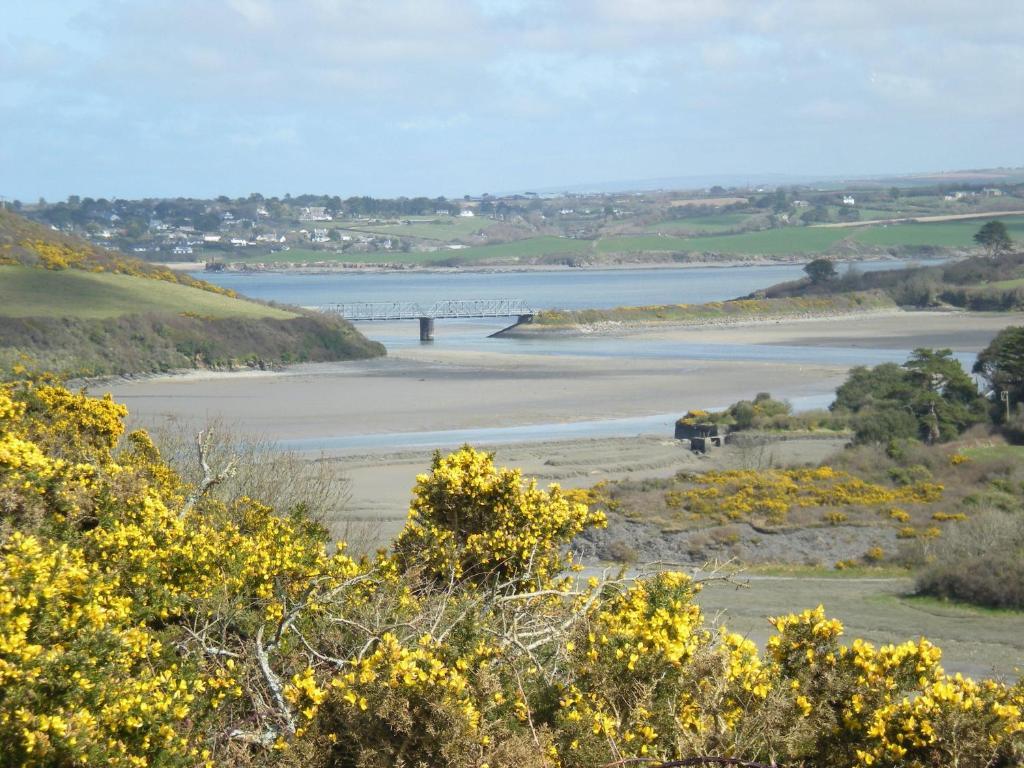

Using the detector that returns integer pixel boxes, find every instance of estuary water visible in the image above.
[178,259,978,452]
[195,259,954,368]
[197,259,923,312]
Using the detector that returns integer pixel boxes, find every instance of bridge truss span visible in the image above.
[318,298,534,321]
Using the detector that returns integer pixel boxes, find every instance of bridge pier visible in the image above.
[419,317,434,342]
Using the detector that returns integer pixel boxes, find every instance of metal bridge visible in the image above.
[317,298,535,340]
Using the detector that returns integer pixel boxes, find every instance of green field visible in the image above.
[695,576,1024,680]
[851,215,1024,247]
[962,444,1024,462]
[221,236,593,266]
[651,213,755,234]
[850,208,904,221]
[990,277,1024,289]
[0,265,294,319]
[597,227,852,255]
[427,236,591,262]
[345,216,499,241]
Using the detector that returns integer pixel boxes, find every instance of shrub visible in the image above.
[916,511,1024,609]
[3,375,1023,768]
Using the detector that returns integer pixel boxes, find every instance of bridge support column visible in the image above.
[419,317,434,342]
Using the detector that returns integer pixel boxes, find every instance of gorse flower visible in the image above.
[1,374,1021,768]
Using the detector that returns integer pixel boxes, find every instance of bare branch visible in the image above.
[181,429,238,516]
[254,624,297,737]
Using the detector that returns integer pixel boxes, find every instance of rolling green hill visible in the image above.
[203,212,1024,269]
[0,209,384,377]
[0,265,294,320]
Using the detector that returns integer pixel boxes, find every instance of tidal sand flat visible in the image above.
[101,309,1023,543]
[106,353,849,441]
[637,309,1024,351]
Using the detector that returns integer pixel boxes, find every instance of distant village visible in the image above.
[7,177,1023,268]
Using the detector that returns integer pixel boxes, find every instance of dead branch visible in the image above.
[181,429,238,516]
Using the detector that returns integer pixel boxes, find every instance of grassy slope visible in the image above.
[0,265,294,320]
[0,209,384,377]
[852,215,1024,247]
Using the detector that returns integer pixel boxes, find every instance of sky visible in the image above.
[2,0,1023,200]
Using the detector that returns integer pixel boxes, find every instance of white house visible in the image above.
[203,234,222,243]
[842,195,856,206]
[300,207,333,221]
[459,209,475,217]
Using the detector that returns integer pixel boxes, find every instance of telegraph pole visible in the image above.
[1001,390,1011,422]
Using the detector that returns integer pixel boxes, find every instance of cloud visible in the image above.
[2,0,1023,197]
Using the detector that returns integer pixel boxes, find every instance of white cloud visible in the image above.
[3,0,1023,197]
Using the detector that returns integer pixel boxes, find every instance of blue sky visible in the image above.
[2,0,1022,200]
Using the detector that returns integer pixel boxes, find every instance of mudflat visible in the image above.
[102,310,1022,442]
[104,354,848,440]
[637,310,1024,351]
[99,308,1023,538]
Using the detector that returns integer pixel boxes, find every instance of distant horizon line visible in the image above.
[4,164,1023,204]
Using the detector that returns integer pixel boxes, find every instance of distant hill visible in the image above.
[521,166,1024,196]
[0,209,384,377]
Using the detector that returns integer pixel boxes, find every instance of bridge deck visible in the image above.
[318,298,534,321]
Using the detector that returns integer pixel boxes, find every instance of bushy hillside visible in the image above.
[756,250,1024,310]
[0,209,384,376]
[0,207,234,295]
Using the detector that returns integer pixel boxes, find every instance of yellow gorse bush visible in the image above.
[394,446,606,588]
[1,375,1022,768]
[679,466,942,524]
[15,237,237,297]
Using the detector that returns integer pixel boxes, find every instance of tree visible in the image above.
[974,325,1024,419]
[832,350,984,443]
[973,220,1012,256]
[836,205,861,222]
[804,258,837,284]
[772,187,789,213]
[801,205,830,224]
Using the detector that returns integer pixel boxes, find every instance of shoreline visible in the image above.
[495,306,909,338]
[77,306,1019,390]
[160,254,951,276]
